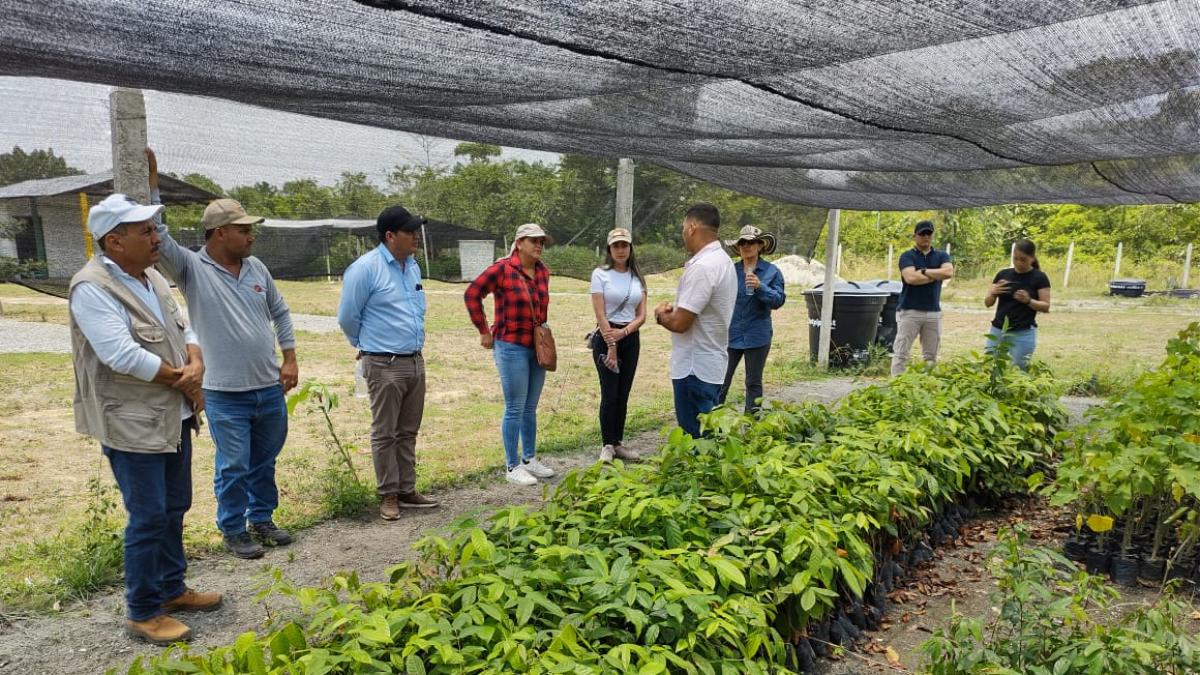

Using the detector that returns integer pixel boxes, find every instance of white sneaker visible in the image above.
[599,444,615,463]
[506,465,538,486]
[523,457,556,479]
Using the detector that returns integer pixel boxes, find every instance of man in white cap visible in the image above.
[147,150,298,560]
[69,192,219,645]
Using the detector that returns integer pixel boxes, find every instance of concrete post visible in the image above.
[887,243,894,281]
[1063,241,1075,288]
[1114,242,1123,279]
[1184,243,1193,288]
[836,243,843,277]
[817,209,840,370]
[109,88,150,204]
[1010,242,1016,268]
[615,158,634,231]
[421,222,431,280]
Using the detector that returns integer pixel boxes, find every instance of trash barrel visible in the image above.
[1108,279,1146,297]
[861,280,904,351]
[804,282,889,367]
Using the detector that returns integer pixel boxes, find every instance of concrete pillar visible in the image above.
[1063,241,1075,288]
[615,158,634,231]
[817,209,840,370]
[1184,243,1193,288]
[887,243,894,281]
[1114,242,1123,279]
[109,88,150,203]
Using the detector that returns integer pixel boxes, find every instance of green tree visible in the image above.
[453,142,502,164]
[0,146,84,187]
[334,172,389,218]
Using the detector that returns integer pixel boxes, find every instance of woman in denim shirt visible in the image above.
[719,226,786,414]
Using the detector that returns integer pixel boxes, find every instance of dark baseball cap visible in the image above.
[376,205,426,236]
[914,220,935,234]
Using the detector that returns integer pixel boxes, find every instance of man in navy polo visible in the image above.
[891,220,954,375]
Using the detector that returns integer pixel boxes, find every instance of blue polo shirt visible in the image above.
[897,247,952,311]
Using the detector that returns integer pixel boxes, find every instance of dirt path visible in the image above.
[0,377,870,675]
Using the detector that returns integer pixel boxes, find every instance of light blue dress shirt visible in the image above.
[70,255,199,418]
[337,244,426,354]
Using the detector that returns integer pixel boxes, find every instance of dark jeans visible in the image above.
[672,374,722,438]
[591,330,640,446]
[205,385,288,535]
[102,423,192,621]
[718,344,771,414]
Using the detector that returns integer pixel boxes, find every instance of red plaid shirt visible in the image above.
[464,252,550,348]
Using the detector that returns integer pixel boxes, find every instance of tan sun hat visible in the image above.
[724,225,777,255]
[606,228,632,246]
[509,223,553,253]
[200,198,265,230]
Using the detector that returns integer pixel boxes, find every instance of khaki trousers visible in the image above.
[363,354,425,496]
[890,310,942,376]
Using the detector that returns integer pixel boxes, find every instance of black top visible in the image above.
[897,247,952,311]
[990,267,1051,331]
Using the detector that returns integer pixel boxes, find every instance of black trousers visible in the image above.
[719,344,771,414]
[591,330,640,446]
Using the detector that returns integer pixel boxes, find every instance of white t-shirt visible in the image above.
[590,267,643,324]
[670,240,737,384]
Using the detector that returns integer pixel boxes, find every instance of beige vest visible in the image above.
[69,257,189,453]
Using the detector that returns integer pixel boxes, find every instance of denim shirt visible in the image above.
[728,259,786,350]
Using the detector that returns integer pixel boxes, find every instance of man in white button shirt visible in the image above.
[653,203,737,437]
[69,194,221,646]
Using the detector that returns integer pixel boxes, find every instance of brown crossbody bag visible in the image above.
[521,274,557,372]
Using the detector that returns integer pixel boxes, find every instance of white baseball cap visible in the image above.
[88,193,164,241]
[509,223,553,253]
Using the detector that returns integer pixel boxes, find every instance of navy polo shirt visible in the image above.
[897,247,952,311]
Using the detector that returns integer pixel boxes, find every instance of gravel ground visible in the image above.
[0,314,341,355]
[0,318,70,354]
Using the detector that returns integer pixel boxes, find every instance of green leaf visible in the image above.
[707,556,745,588]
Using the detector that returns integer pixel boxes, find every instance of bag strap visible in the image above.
[519,269,542,326]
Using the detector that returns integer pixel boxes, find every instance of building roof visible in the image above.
[0,171,218,203]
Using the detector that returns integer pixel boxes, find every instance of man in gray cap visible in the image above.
[69,192,219,645]
[148,150,298,560]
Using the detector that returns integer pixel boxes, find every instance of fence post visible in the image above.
[1184,243,1194,288]
[1114,242,1123,279]
[421,222,431,279]
[817,210,840,370]
[886,243,894,281]
[1010,242,1016,268]
[1063,241,1075,288]
[615,158,634,231]
[836,243,843,277]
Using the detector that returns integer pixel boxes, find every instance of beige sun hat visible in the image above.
[724,225,777,255]
[509,223,553,253]
[200,199,265,230]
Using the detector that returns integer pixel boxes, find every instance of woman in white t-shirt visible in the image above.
[590,228,647,463]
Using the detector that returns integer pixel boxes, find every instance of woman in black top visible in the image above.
[983,239,1051,369]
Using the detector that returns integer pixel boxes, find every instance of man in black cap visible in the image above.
[892,220,954,375]
[337,206,439,519]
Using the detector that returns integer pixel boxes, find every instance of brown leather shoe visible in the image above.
[126,614,192,645]
[398,491,439,509]
[162,588,223,613]
[613,444,640,461]
[380,494,401,520]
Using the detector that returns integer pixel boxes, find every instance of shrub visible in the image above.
[542,244,601,281]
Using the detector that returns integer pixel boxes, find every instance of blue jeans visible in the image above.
[985,326,1037,370]
[205,385,288,536]
[673,375,723,438]
[103,424,192,621]
[493,340,546,469]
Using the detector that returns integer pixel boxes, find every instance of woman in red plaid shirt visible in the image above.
[464,223,557,486]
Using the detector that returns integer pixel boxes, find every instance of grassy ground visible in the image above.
[0,271,1195,611]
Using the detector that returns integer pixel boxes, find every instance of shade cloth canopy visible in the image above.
[2,0,1198,209]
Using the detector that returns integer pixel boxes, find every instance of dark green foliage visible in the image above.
[118,354,1061,674]
[540,245,601,281]
[0,145,84,187]
[921,527,1200,675]
[1052,322,1200,574]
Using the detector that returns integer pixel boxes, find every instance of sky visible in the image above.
[0,77,560,190]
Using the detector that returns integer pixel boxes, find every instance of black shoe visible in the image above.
[223,531,265,559]
[248,521,293,546]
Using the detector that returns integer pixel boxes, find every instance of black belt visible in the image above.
[360,350,421,358]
